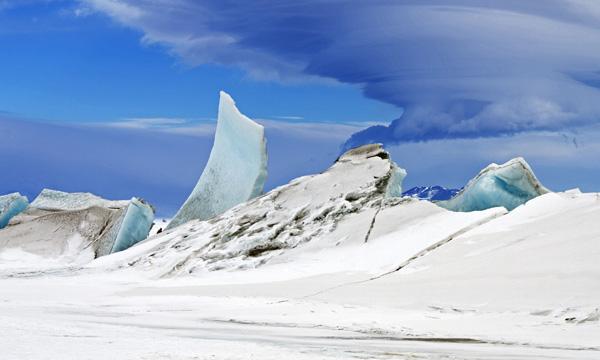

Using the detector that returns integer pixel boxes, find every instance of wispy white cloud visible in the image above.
[100,117,216,136]
[70,5,94,17]
[98,115,366,140]
[107,117,187,128]
[271,116,304,121]
[83,0,142,20]
[259,118,364,140]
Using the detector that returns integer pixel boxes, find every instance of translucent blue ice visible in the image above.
[111,198,155,253]
[168,91,268,229]
[437,157,549,212]
[0,193,29,229]
[385,163,407,198]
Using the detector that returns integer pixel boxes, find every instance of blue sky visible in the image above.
[1,0,600,215]
[0,1,399,124]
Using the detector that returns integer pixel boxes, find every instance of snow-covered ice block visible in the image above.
[167,91,267,229]
[0,190,154,261]
[31,188,128,211]
[0,193,29,229]
[438,157,549,212]
[338,144,406,198]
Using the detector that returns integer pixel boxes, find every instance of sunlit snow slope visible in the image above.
[93,144,504,280]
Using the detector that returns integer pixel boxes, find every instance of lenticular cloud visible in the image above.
[85,0,600,142]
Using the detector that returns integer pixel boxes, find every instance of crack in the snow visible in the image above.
[363,201,383,243]
[299,210,506,299]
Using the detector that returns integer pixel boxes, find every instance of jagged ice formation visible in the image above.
[93,144,504,279]
[437,157,549,212]
[167,91,268,229]
[0,189,154,259]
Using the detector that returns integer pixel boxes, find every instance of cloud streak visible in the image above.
[100,116,365,139]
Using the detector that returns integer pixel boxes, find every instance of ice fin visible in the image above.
[437,157,549,212]
[167,91,268,229]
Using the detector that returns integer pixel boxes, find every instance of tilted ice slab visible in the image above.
[0,189,154,262]
[437,157,549,212]
[0,193,29,229]
[93,144,504,283]
[110,198,155,253]
[167,91,267,229]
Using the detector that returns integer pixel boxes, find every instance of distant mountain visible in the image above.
[402,186,460,201]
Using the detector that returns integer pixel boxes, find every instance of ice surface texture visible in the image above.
[167,91,267,229]
[31,188,128,211]
[0,193,29,229]
[111,198,155,253]
[438,157,549,212]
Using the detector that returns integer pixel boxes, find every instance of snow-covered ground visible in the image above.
[0,146,598,359]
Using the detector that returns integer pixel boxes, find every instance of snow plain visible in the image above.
[0,147,598,359]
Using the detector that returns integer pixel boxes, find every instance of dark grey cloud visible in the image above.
[83,0,600,143]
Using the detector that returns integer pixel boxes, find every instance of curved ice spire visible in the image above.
[167,91,268,229]
[437,157,549,212]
